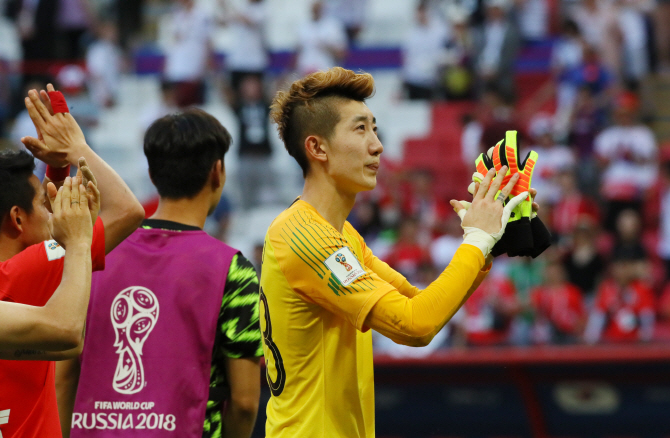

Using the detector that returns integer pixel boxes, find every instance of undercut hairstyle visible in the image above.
[0,150,36,225]
[270,67,375,177]
[144,108,232,199]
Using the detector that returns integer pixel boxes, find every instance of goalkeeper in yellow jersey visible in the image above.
[261,67,527,438]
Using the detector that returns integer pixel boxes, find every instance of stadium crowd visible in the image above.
[0,0,669,356]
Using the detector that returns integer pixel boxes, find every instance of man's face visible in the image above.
[22,175,51,246]
[324,100,383,195]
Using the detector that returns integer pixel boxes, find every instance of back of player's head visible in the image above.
[270,67,375,177]
[0,150,36,224]
[144,108,232,199]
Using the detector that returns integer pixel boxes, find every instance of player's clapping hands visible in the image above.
[47,176,93,249]
[452,166,524,236]
[21,84,87,168]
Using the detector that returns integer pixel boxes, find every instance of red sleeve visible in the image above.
[92,217,106,271]
[0,217,105,305]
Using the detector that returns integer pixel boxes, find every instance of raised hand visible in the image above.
[451,166,526,237]
[21,85,87,168]
[76,157,101,226]
[47,176,93,249]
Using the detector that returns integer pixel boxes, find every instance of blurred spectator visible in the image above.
[561,46,614,123]
[86,21,124,108]
[16,0,58,84]
[475,0,520,101]
[530,259,586,344]
[212,193,232,242]
[479,85,518,151]
[611,209,651,282]
[551,169,600,239]
[441,5,476,100]
[616,0,650,82]
[614,208,645,250]
[324,0,369,44]
[458,275,519,346]
[569,0,621,77]
[219,0,268,104]
[401,0,449,100]
[348,198,383,242]
[569,86,605,196]
[55,0,94,61]
[401,169,450,241]
[161,0,213,107]
[524,114,575,206]
[655,0,670,73]
[506,256,545,344]
[430,215,463,271]
[656,162,670,279]
[551,20,584,136]
[562,217,605,297]
[54,64,99,138]
[461,113,483,164]
[296,1,347,77]
[140,80,179,131]
[385,217,432,283]
[115,0,144,50]
[235,75,274,210]
[568,86,601,155]
[657,283,670,339]
[594,91,657,230]
[516,0,549,41]
[584,245,655,343]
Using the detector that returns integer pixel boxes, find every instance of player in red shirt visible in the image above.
[0,86,145,438]
[0,174,93,350]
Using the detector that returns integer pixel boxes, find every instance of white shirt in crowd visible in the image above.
[551,37,583,76]
[479,21,507,74]
[523,144,576,204]
[594,125,658,200]
[296,15,347,76]
[86,39,123,107]
[517,0,549,40]
[401,17,449,87]
[225,2,268,72]
[162,5,212,82]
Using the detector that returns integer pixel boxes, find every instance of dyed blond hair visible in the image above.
[270,67,375,177]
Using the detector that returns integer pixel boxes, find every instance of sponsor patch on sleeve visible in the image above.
[44,240,66,261]
[324,247,366,287]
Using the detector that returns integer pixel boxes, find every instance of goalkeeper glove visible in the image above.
[470,131,551,258]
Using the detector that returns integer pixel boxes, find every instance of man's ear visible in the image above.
[210,159,223,190]
[305,135,328,164]
[5,206,24,237]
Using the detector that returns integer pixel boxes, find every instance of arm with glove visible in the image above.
[364,168,528,347]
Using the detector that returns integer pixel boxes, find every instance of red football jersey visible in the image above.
[595,279,655,342]
[531,283,586,335]
[0,218,105,438]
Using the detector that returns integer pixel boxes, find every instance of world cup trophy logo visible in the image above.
[110,286,159,394]
[335,253,353,272]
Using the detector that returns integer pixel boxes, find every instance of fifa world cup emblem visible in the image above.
[335,253,353,271]
[110,286,159,394]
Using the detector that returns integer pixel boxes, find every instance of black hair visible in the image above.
[0,150,37,225]
[144,108,232,199]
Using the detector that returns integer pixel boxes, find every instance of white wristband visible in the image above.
[462,227,496,257]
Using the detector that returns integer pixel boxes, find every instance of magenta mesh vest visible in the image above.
[71,227,237,437]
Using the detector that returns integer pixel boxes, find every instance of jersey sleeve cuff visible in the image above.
[355,284,396,332]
